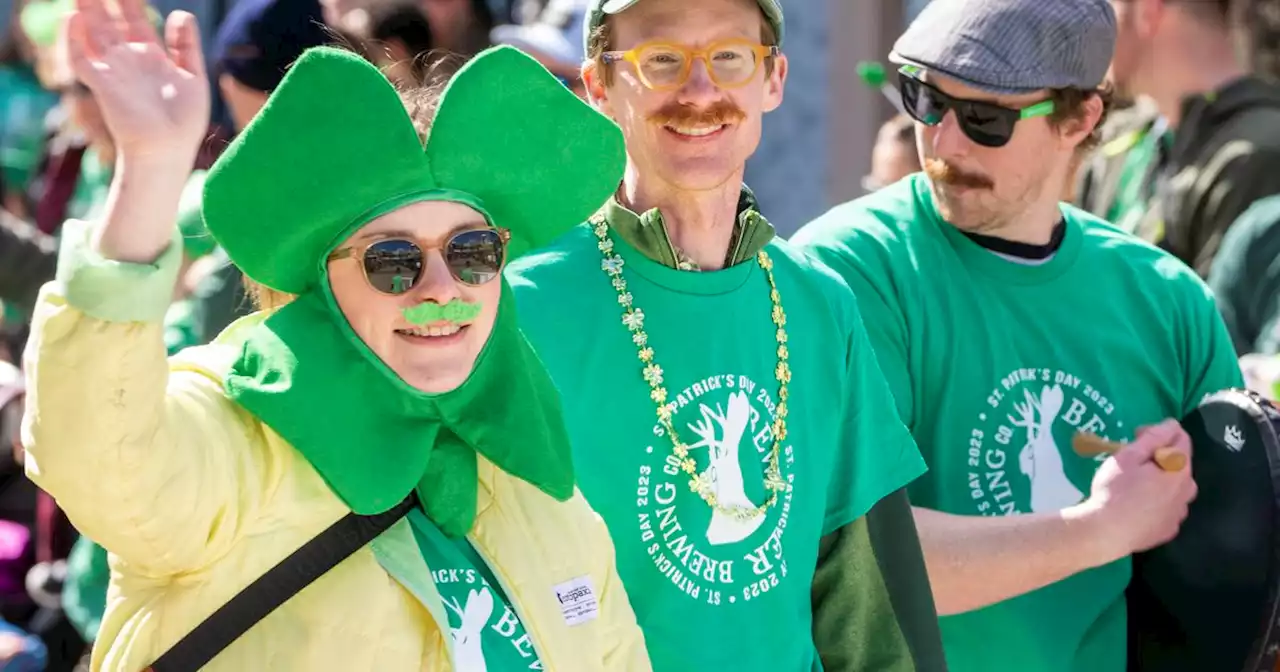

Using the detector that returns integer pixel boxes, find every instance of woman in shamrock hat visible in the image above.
[19,0,649,670]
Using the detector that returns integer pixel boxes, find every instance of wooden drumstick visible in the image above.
[1072,432,1188,472]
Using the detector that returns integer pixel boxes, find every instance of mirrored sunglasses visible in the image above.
[329,228,509,295]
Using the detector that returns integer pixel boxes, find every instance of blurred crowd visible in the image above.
[1,0,1279,669]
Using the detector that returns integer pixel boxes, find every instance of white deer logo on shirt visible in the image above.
[443,588,494,672]
[1013,384,1084,512]
[687,390,767,545]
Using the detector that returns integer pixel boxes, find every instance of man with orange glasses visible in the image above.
[505,0,947,669]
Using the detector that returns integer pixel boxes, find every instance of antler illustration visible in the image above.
[1011,389,1041,440]
[443,596,465,620]
[687,403,726,456]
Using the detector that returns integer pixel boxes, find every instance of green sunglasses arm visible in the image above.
[1019,100,1056,119]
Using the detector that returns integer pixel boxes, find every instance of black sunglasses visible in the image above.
[897,65,1055,148]
[328,228,510,295]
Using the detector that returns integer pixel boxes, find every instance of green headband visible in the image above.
[202,45,625,295]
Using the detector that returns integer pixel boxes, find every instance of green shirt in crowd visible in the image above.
[1107,120,1172,235]
[0,64,58,195]
[1208,192,1280,356]
[69,147,112,223]
[62,534,108,643]
[506,197,926,672]
[792,173,1244,672]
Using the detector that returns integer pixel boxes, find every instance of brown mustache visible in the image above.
[925,159,993,190]
[648,100,746,128]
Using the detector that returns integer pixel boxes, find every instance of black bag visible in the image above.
[1127,388,1280,672]
[145,494,417,672]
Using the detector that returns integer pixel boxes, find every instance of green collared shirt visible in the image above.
[601,186,776,270]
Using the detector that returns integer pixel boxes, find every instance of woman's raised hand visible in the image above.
[64,0,210,163]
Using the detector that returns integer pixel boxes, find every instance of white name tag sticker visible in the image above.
[552,576,599,626]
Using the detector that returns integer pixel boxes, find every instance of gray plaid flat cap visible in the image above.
[890,0,1117,95]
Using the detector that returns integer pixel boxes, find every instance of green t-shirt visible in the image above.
[0,65,58,193]
[407,508,545,670]
[69,147,112,222]
[63,535,109,643]
[792,174,1245,672]
[506,224,925,671]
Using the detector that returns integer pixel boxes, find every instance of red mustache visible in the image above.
[925,159,993,190]
[648,100,746,128]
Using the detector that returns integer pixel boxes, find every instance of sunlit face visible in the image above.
[328,200,503,394]
[218,73,269,132]
[917,74,1077,234]
[319,0,379,28]
[46,41,109,147]
[584,0,786,192]
[419,0,474,52]
[1107,0,1150,100]
[318,0,346,26]
[371,40,417,87]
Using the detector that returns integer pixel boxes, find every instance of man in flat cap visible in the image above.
[794,0,1244,670]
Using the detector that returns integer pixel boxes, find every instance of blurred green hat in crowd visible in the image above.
[20,0,163,48]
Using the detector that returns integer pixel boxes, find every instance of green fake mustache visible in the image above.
[402,299,482,326]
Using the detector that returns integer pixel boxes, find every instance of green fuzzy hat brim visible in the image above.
[202,45,625,295]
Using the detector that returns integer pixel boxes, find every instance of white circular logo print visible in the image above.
[633,373,795,607]
[966,368,1122,516]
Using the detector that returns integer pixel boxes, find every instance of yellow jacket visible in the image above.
[22,223,650,671]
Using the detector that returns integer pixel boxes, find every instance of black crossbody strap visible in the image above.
[147,493,418,672]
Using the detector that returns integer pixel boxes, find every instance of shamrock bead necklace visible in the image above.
[592,217,790,522]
